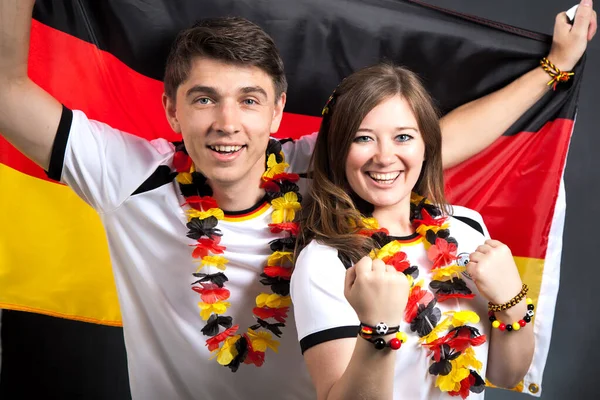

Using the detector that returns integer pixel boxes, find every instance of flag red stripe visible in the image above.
[0,21,321,183]
[445,118,573,259]
[1,20,571,260]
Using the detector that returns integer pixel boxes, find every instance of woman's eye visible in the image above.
[353,135,372,143]
[396,134,413,142]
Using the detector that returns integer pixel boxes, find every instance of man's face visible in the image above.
[163,57,286,189]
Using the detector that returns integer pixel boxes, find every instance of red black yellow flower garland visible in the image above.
[173,140,301,372]
[363,193,487,398]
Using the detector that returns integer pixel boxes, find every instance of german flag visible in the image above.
[0,0,582,398]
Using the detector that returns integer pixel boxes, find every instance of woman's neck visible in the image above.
[372,202,414,237]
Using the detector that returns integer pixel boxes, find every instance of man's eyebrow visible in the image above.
[240,86,268,98]
[186,85,219,98]
[185,85,269,99]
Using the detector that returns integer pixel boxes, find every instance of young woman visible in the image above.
[291,63,534,399]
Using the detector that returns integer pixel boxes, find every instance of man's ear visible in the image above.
[163,93,181,133]
[270,92,287,134]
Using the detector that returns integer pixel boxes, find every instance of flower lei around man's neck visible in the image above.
[172,139,301,372]
[361,193,487,399]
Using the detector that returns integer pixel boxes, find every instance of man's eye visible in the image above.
[243,99,257,105]
[195,97,212,105]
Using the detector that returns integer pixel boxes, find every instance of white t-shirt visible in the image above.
[291,210,492,400]
[50,107,317,400]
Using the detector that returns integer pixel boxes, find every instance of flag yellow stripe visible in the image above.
[514,256,544,311]
[484,255,544,392]
[0,302,122,327]
[0,163,549,332]
[486,379,524,393]
[0,164,121,325]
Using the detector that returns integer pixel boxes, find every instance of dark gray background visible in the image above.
[421,1,598,399]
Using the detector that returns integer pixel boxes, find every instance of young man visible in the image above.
[0,0,595,399]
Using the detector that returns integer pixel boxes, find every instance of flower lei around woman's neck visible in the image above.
[172,139,301,372]
[361,193,487,399]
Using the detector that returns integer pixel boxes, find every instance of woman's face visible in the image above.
[345,95,425,212]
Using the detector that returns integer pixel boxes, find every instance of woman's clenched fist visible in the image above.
[467,240,523,305]
[344,256,409,326]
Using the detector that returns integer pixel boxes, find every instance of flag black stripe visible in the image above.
[0,310,131,399]
[32,0,576,129]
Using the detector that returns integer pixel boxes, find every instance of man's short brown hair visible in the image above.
[164,17,287,102]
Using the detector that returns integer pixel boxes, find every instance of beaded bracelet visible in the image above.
[359,322,400,338]
[489,298,535,332]
[363,332,408,350]
[540,57,575,90]
[488,283,528,312]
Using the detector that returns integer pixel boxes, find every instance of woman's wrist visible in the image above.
[486,281,526,308]
[492,300,528,325]
[358,322,407,350]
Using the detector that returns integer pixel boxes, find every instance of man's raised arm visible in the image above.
[0,0,63,171]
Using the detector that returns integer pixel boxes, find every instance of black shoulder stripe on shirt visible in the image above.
[131,165,177,196]
[45,105,73,181]
[337,250,353,270]
[453,216,484,236]
[299,325,359,354]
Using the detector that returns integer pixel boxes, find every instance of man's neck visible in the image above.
[210,180,266,212]
[208,163,267,212]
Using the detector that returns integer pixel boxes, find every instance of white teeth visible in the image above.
[210,145,243,153]
[368,172,400,181]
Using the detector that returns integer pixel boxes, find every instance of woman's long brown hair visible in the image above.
[296,63,448,263]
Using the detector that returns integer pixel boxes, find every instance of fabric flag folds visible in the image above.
[0,0,583,397]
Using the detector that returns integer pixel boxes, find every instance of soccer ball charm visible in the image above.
[375,322,388,335]
[457,252,470,267]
